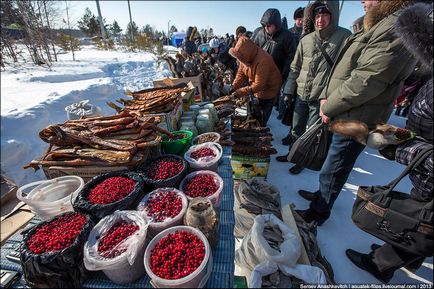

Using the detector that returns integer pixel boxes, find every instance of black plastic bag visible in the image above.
[137,154,188,189]
[287,119,331,171]
[20,212,94,288]
[73,170,147,220]
[281,95,296,126]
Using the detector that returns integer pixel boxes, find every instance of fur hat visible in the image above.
[294,7,305,19]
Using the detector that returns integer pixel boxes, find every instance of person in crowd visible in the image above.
[234,26,247,46]
[182,26,197,56]
[209,38,237,72]
[251,8,297,109]
[276,0,351,175]
[229,36,282,127]
[295,0,419,225]
[346,2,433,282]
[281,16,289,30]
[290,7,305,42]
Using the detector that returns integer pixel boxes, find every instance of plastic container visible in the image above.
[17,176,84,220]
[184,142,222,172]
[144,226,212,288]
[196,115,212,135]
[203,104,218,124]
[161,130,193,155]
[137,188,188,237]
[138,155,188,189]
[183,111,197,121]
[179,170,224,208]
[180,120,198,138]
[84,211,149,284]
[190,105,201,116]
[192,132,221,145]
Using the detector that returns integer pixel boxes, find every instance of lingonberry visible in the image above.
[97,221,139,258]
[190,148,216,160]
[26,212,87,254]
[183,174,218,198]
[88,176,136,205]
[149,231,205,279]
[144,191,183,222]
[147,157,184,180]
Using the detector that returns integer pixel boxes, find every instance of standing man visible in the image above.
[276,0,351,175]
[295,0,419,225]
[251,8,297,107]
[290,7,305,43]
[230,36,282,127]
[209,38,237,72]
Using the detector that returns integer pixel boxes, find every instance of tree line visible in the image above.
[0,1,216,68]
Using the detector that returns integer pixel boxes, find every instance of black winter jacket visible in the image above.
[251,8,296,81]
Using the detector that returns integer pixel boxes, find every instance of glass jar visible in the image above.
[204,103,218,124]
[196,114,212,134]
[180,120,198,138]
[190,104,201,116]
[181,116,194,123]
[183,111,197,121]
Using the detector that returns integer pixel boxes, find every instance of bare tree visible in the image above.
[64,1,76,61]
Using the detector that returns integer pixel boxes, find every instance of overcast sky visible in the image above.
[64,1,365,36]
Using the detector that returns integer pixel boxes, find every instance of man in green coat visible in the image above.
[276,0,351,175]
[296,0,419,225]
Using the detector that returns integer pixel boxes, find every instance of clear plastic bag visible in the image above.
[84,210,149,284]
[179,170,224,208]
[184,142,222,172]
[65,99,102,120]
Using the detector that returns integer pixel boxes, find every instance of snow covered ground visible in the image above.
[1,46,432,285]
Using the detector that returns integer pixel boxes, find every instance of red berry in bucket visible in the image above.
[190,148,216,160]
[149,231,205,279]
[26,212,87,254]
[88,176,136,205]
[97,221,139,258]
[147,157,184,180]
[183,174,218,198]
[145,191,183,222]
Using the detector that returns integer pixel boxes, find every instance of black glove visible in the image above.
[283,94,293,105]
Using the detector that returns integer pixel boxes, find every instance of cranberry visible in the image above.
[97,221,139,258]
[88,176,136,205]
[150,231,205,279]
[183,174,218,198]
[147,157,184,180]
[144,191,183,222]
[26,212,87,254]
[190,148,216,160]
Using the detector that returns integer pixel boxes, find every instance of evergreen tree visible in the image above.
[77,8,99,37]
[126,21,138,38]
[109,20,122,37]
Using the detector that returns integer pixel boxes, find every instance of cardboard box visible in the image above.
[231,154,270,180]
[146,95,183,131]
[153,74,204,102]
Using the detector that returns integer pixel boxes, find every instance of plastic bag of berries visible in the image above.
[83,210,149,284]
[20,211,94,288]
[73,170,147,220]
[138,154,188,189]
[184,142,222,172]
[179,170,224,208]
[137,188,188,237]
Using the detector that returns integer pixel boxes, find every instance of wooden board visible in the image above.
[281,203,311,265]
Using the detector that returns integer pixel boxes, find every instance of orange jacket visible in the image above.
[230,36,282,100]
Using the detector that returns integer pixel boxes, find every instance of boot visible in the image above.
[294,209,326,226]
[345,249,393,283]
[298,190,319,201]
[289,164,304,175]
[282,134,293,146]
[370,244,422,273]
[276,154,289,162]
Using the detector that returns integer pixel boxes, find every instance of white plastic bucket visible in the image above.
[16,176,84,220]
[84,211,149,284]
[179,170,223,208]
[184,142,222,172]
[137,188,188,238]
[144,226,212,288]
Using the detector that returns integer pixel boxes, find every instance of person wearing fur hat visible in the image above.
[345,2,433,283]
[229,36,282,126]
[290,7,305,42]
[295,0,420,228]
[276,0,351,175]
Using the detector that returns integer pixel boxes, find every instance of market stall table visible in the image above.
[0,145,235,288]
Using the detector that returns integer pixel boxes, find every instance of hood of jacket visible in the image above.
[260,8,282,31]
[394,2,433,74]
[229,36,258,65]
[363,0,418,31]
[307,0,340,40]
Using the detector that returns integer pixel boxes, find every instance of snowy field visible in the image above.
[1,46,432,285]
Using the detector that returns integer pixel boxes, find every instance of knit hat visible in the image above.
[209,38,220,49]
[294,7,304,20]
[313,4,331,17]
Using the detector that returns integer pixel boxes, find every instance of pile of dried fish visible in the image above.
[107,84,191,116]
[24,111,167,170]
[231,116,277,157]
